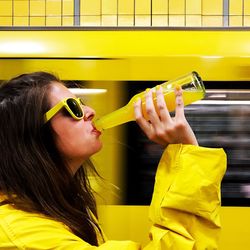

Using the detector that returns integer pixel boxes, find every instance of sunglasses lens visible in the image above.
[67,99,83,118]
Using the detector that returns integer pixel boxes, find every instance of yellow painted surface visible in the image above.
[0,1,12,16]
[152,0,168,14]
[30,0,45,16]
[102,0,117,15]
[230,16,243,26]
[101,15,117,26]
[118,0,134,15]
[169,0,185,14]
[13,0,29,17]
[13,16,29,26]
[2,30,250,81]
[244,0,250,15]
[80,15,100,26]
[186,0,201,14]
[118,15,134,26]
[81,0,100,15]
[202,0,223,15]
[202,16,223,27]
[46,0,61,16]
[152,15,168,26]
[62,0,74,16]
[98,206,250,250]
[0,17,12,26]
[230,0,243,15]
[62,16,73,26]
[135,0,151,15]
[186,15,201,26]
[30,17,45,26]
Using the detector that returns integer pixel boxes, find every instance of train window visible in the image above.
[125,81,250,206]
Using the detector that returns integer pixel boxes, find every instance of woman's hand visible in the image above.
[133,86,198,147]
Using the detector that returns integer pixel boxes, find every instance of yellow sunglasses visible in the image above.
[44,97,84,123]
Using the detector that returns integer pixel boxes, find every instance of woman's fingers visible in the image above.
[174,86,185,121]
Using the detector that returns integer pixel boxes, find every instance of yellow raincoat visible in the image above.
[0,144,226,249]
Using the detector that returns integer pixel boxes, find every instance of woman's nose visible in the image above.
[83,106,95,121]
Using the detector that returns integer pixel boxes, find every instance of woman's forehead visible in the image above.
[48,82,75,105]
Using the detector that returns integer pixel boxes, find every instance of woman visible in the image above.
[0,72,226,249]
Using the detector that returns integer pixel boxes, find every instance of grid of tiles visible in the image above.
[0,0,250,27]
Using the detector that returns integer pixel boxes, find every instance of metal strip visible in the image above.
[223,0,229,27]
[74,0,80,26]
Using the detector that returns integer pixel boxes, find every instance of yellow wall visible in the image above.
[0,0,249,27]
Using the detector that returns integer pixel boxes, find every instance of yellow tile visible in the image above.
[102,15,117,26]
[135,0,151,15]
[13,16,29,26]
[80,15,101,26]
[0,16,12,26]
[244,0,250,15]
[118,15,134,26]
[102,0,117,15]
[30,16,46,26]
[135,15,151,26]
[14,1,29,17]
[186,0,201,14]
[229,16,243,26]
[30,1,45,16]
[229,0,242,15]
[118,0,134,15]
[63,0,74,16]
[0,1,12,16]
[202,16,223,26]
[169,14,185,26]
[81,0,100,15]
[152,0,168,14]
[169,0,185,15]
[152,15,168,26]
[46,0,61,16]
[244,16,250,26]
[186,15,202,26]
[46,16,62,26]
[202,0,223,15]
[62,16,74,26]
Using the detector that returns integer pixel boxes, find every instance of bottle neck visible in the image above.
[94,104,134,130]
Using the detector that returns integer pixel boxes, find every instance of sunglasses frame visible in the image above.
[44,97,84,123]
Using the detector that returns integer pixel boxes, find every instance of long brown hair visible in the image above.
[0,72,101,245]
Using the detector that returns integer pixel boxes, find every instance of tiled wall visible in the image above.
[0,0,249,27]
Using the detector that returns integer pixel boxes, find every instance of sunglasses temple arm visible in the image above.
[44,101,65,123]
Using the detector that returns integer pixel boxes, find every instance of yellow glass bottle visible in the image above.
[95,71,205,130]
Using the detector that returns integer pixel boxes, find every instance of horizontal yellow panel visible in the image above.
[118,15,134,26]
[135,0,151,15]
[2,31,250,81]
[229,0,243,15]
[152,0,168,14]
[81,0,100,15]
[62,16,74,26]
[46,0,61,16]
[0,16,12,26]
[152,15,168,26]
[14,1,29,16]
[29,16,46,26]
[186,15,202,26]
[169,0,185,15]
[169,15,185,26]
[202,0,223,15]
[30,1,45,16]
[134,15,151,26]
[80,15,101,26]
[118,0,134,15]
[102,0,117,15]
[0,1,12,16]
[62,0,74,16]
[102,15,117,26]
[186,0,201,14]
